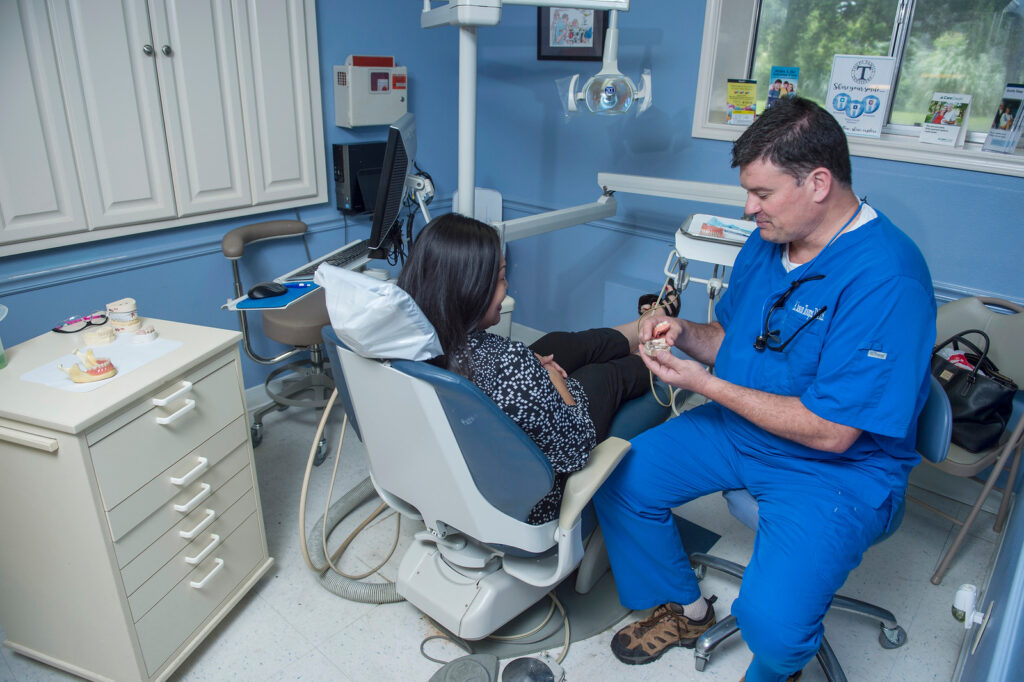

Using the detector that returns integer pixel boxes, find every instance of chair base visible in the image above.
[397,536,553,641]
[689,552,907,682]
[251,359,334,461]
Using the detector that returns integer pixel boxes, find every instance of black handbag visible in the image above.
[931,329,1018,453]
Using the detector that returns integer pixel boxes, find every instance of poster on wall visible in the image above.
[825,55,896,138]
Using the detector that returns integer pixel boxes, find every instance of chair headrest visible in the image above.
[315,264,442,361]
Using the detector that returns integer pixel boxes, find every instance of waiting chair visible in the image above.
[689,375,952,681]
[910,296,1024,585]
[320,325,670,640]
[222,220,334,455]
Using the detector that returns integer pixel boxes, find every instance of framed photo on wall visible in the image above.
[537,8,607,61]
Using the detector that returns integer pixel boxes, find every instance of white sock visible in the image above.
[681,596,707,620]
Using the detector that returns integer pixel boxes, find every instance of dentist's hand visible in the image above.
[639,347,710,393]
[639,315,682,346]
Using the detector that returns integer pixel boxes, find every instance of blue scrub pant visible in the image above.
[593,403,893,682]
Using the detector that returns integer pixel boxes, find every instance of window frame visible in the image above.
[691,0,1024,178]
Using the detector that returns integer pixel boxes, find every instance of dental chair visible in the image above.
[688,375,952,681]
[318,299,670,640]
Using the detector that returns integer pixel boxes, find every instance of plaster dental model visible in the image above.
[59,349,117,383]
[83,326,116,346]
[131,326,159,343]
[644,321,672,356]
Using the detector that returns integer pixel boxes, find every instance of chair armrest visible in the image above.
[221,220,307,258]
[558,437,631,531]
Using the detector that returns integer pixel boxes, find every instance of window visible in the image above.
[693,0,1024,177]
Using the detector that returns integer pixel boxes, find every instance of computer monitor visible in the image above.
[368,112,416,259]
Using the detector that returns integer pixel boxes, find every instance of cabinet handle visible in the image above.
[142,44,154,56]
[162,44,173,56]
[0,426,58,453]
[169,456,208,486]
[179,508,216,540]
[152,381,193,406]
[173,482,211,513]
[185,533,221,565]
[155,399,195,425]
[189,558,224,589]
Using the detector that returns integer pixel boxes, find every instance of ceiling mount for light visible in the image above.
[568,10,651,116]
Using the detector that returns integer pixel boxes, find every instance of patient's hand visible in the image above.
[535,353,567,378]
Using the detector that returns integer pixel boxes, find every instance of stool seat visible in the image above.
[263,288,332,347]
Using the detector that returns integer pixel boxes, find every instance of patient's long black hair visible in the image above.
[397,213,501,377]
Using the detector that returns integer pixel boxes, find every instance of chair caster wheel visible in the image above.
[695,653,708,672]
[879,625,907,649]
[250,423,263,447]
[313,437,328,466]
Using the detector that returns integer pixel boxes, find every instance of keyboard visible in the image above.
[281,239,371,282]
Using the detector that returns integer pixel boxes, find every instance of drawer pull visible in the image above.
[189,558,225,589]
[0,426,58,453]
[152,381,194,406]
[155,399,196,425]
[185,533,221,565]
[173,482,211,513]
[169,456,209,486]
[179,508,216,540]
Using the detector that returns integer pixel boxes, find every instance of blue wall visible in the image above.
[1,0,1020,389]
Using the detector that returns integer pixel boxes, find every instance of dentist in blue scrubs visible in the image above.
[594,97,936,681]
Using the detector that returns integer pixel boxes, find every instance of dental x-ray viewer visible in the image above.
[593,97,937,681]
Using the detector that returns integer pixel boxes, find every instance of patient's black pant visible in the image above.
[529,328,649,441]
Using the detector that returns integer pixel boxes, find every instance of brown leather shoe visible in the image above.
[610,597,717,665]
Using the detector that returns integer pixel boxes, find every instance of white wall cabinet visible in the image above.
[0,0,325,255]
[0,319,274,681]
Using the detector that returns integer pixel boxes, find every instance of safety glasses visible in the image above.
[754,275,827,352]
[52,313,109,333]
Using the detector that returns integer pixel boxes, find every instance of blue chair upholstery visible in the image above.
[691,375,952,680]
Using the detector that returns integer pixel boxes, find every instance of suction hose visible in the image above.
[298,388,403,603]
[304,476,403,603]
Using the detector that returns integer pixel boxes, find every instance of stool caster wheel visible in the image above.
[695,653,708,672]
[313,436,328,466]
[879,625,907,649]
[250,423,263,447]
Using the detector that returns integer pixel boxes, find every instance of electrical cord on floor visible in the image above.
[418,591,571,667]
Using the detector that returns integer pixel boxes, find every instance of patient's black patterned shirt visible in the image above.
[464,331,596,524]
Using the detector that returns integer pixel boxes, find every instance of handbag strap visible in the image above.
[933,328,991,383]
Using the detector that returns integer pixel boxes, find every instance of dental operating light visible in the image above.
[568,10,651,115]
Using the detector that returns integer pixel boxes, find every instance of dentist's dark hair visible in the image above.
[731,96,852,187]
[397,213,501,376]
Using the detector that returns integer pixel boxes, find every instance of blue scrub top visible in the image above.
[714,208,936,506]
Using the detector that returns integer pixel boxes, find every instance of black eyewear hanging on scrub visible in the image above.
[754,274,827,352]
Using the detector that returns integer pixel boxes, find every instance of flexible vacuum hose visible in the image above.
[305,476,403,603]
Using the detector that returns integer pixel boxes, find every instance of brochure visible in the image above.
[981,83,1024,154]
[765,66,799,110]
[824,55,897,138]
[920,92,972,147]
[726,79,757,125]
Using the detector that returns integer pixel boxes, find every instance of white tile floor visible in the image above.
[1,391,1001,682]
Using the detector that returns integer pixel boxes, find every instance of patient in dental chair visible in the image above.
[397,213,659,524]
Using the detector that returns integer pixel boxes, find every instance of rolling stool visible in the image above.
[223,220,334,461]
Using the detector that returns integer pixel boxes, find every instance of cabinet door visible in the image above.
[0,1,87,244]
[52,0,177,228]
[148,0,253,216]
[234,0,321,205]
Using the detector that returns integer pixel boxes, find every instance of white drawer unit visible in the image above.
[0,319,273,681]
